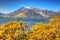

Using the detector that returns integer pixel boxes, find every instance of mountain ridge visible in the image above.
[0,7,60,18]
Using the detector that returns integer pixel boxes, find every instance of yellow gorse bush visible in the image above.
[0,21,28,40]
[28,17,60,40]
[0,16,60,40]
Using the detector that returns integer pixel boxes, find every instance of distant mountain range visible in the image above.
[0,7,60,18]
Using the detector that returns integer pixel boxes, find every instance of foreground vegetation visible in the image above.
[0,17,60,40]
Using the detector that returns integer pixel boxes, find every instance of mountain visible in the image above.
[56,11,60,17]
[0,13,5,16]
[0,13,5,17]
[0,7,59,18]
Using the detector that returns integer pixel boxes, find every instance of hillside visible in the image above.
[0,7,59,18]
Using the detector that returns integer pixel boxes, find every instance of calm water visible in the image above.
[0,18,49,28]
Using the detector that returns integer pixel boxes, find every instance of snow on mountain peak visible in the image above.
[25,6,31,9]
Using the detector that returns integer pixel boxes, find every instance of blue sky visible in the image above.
[0,0,60,14]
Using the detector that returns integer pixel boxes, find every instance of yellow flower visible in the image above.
[6,34,11,38]
[55,38,60,40]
